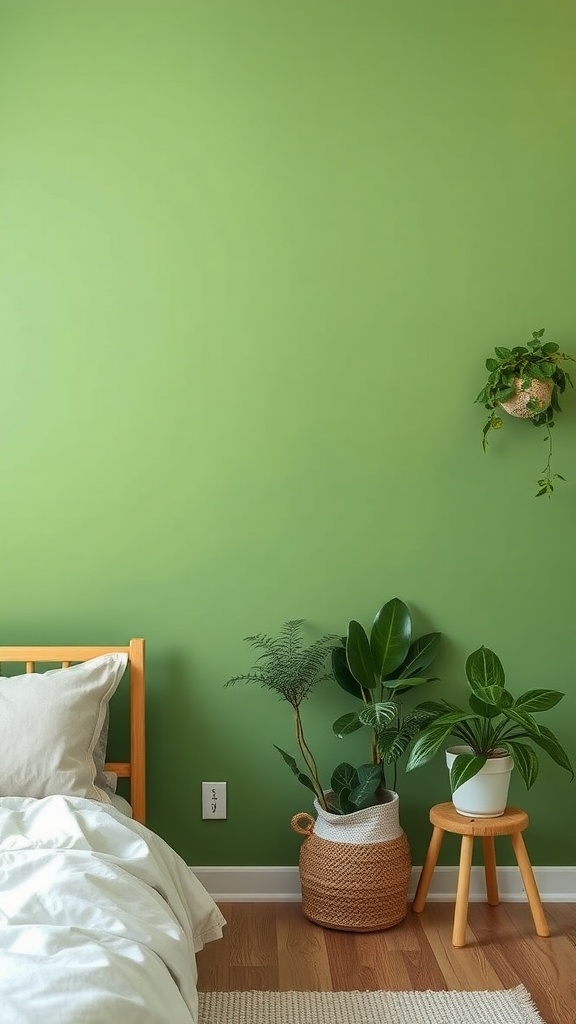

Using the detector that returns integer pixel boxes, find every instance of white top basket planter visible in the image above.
[291,791,412,932]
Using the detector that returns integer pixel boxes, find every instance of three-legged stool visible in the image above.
[412,802,550,947]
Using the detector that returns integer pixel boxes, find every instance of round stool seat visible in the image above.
[429,802,528,837]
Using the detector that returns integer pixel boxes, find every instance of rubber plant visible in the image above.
[475,328,574,497]
[328,598,441,812]
[405,645,574,792]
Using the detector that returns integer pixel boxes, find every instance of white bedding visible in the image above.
[0,795,225,1023]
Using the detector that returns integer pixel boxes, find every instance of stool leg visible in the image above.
[452,833,474,947]
[510,831,550,938]
[412,826,444,913]
[482,836,499,906]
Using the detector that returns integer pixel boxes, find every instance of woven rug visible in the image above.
[198,986,546,1023]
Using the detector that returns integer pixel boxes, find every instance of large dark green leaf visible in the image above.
[513,689,564,713]
[346,620,377,690]
[530,726,574,779]
[273,746,317,794]
[466,647,505,692]
[332,711,363,737]
[331,762,358,795]
[331,645,364,700]
[449,753,487,792]
[502,741,539,789]
[369,598,411,678]
[396,632,441,679]
[405,724,454,771]
[349,763,383,808]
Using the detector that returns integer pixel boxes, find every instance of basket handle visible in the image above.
[291,812,315,836]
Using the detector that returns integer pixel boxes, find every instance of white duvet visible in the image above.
[0,796,225,1023]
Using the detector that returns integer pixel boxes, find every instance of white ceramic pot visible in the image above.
[446,745,513,817]
[499,377,553,419]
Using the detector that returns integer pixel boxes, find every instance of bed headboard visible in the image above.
[0,638,146,824]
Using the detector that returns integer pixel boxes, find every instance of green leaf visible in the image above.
[273,746,317,794]
[377,713,432,764]
[357,701,397,729]
[502,741,539,789]
[542,342,559,354]
[513,689,564,713]
[331,762,358,796]
[405,724,454,771]
[470,684,513,710]
[369,598,411,678]
[494,346,512,358]
[466,647,505,692]
[502,706,541,736]
[397,632,441,678]
[386,675,429,692]
[349,764,383,808]
[485,357,500,371]
[530,726,574,779]
[346,620,377,690]
[468,692,501,719]
[338,787,354,814]
[332,711,363,738]
[449,753,487,792]
[331,645,364,700]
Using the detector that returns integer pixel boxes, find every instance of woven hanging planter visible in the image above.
[499,377,553,419]
[291,790,411,932]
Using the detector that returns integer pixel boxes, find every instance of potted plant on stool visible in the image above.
[405,645,574,815]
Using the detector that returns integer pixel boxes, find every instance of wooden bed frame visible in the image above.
[0,638,146,824]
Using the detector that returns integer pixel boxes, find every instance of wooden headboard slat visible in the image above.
[0,638,146,824]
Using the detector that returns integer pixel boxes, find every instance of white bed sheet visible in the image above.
[0,795,225,1023]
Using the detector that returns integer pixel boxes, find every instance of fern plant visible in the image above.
[226,620,338,811]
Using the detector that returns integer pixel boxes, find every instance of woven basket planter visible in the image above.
[291,790,411,932]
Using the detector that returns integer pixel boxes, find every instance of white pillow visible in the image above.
[0,652,128,803]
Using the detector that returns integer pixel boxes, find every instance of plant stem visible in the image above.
[542,426,554,494]
[293,705,327,810]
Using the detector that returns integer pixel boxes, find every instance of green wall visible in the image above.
[1,1,575,868]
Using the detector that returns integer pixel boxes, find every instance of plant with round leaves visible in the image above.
[475,328,574,497]
[405,645,574,794]
[330,597,442,806]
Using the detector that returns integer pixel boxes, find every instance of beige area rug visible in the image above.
[198,986,546,1024]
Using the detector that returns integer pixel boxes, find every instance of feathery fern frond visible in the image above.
[226,620,338,706]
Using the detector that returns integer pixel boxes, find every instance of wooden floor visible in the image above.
[196,901,576,1024]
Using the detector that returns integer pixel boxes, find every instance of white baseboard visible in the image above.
[192,865,576,903]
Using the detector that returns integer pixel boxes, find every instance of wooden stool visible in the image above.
[412,802,550,948]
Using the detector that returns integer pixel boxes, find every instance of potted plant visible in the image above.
[226,602,442,931]
[475,328,574,496]
[406,645,574,817]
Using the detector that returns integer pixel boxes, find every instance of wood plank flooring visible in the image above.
[196,901,576,1024]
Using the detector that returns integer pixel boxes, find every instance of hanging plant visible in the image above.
[475,328,574,497]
